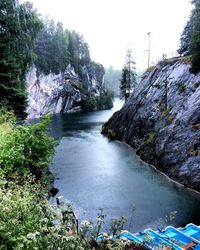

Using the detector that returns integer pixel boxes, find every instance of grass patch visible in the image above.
[146,65,156,73]
[179,84,185,93]
[146,132,157,144]
[167,115,175,125]
[160,107,171,116]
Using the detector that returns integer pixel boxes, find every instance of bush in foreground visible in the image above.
[0,111,57,179]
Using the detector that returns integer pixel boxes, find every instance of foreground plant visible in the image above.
[0,111,57,179]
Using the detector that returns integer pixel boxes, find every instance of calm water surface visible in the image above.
[50,99,200,232]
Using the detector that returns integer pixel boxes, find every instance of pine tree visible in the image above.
[120,49,137,101]
[177,19,193,56]
[0,0,42,118]
[178,0,200,73]
[189,0,200,73]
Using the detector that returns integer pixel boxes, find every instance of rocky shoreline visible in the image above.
[102,57,200,191]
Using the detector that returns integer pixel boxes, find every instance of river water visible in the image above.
[50,99,200,232]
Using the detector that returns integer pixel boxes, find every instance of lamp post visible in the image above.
[148,32,151,68]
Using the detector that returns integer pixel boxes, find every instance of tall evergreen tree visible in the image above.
[178,19,193,56]
[0,0,42,118]
[189,0,200,73]
[120,49,137,101]
[34,19,70,75]
[178,0,200,73]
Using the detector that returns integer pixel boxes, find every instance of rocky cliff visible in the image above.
[26,64,104,119]
[103,57,200,191]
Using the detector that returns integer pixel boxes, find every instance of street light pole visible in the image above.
[148,32,151,68]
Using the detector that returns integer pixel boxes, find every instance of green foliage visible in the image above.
[106,129,116,140]
[68,30,91,75]
[34,18,70,75]
[109,216,126,237]
[0,0,43,118]
[178,0,200,73]
[0,177,92,249]
[1,110,141,249]
[101,124,116,140]
[81,90,114,112]
[78,210,147,250]
[178,84,185,93]
[0,104,16,127]
[146,132,157,144]
[34,22,94,78]
[167,115,175,125]
[120,49,137,101]
[178,19,193,56]
[0,111,57,178]
[96,90,114,110]
[160,107,171,117]
[34,20,106,98]
[82,96,97,112]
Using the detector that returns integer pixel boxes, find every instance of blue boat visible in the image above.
[178,224,200,242]
[144,229,183,250]
[157,226,200,249]
[132,232,154,249]
[133,229,182,249]
[120,231,143,244]
[96,223,200,249]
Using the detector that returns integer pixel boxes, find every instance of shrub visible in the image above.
[0,112,58,178]
[146,132,157,144]
[106,129,116,140]
[96,90,114,110]
[81,90,114,112]
[0,177,91,249]
[179,84,185,93]
[167,115,175,125]
[81,96,97,112]
[160,107,171,117]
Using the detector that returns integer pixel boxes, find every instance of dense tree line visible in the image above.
[0,1,107,119]
[34,19,69,75]
[34,19,92,76]
[34,18,100,79]
[178,0,200,73]
[0,0,42,118]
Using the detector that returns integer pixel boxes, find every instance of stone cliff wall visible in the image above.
[103,57,200,191]
[26,64,102,119]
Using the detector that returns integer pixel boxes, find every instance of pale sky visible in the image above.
[20,0,192,70]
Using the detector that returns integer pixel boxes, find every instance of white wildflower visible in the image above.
[27,233,36,241]
[101,232,108,238]
[80,220,91,227]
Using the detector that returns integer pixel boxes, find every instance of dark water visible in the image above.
[50,99,200,232]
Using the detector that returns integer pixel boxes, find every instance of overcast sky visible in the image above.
[20,0,192,70]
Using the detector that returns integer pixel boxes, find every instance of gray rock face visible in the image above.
[26,64,102,119]
[103,58,200,191]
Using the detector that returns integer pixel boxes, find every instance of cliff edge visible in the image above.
[103,57,200,191]
[26,63,104,119]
